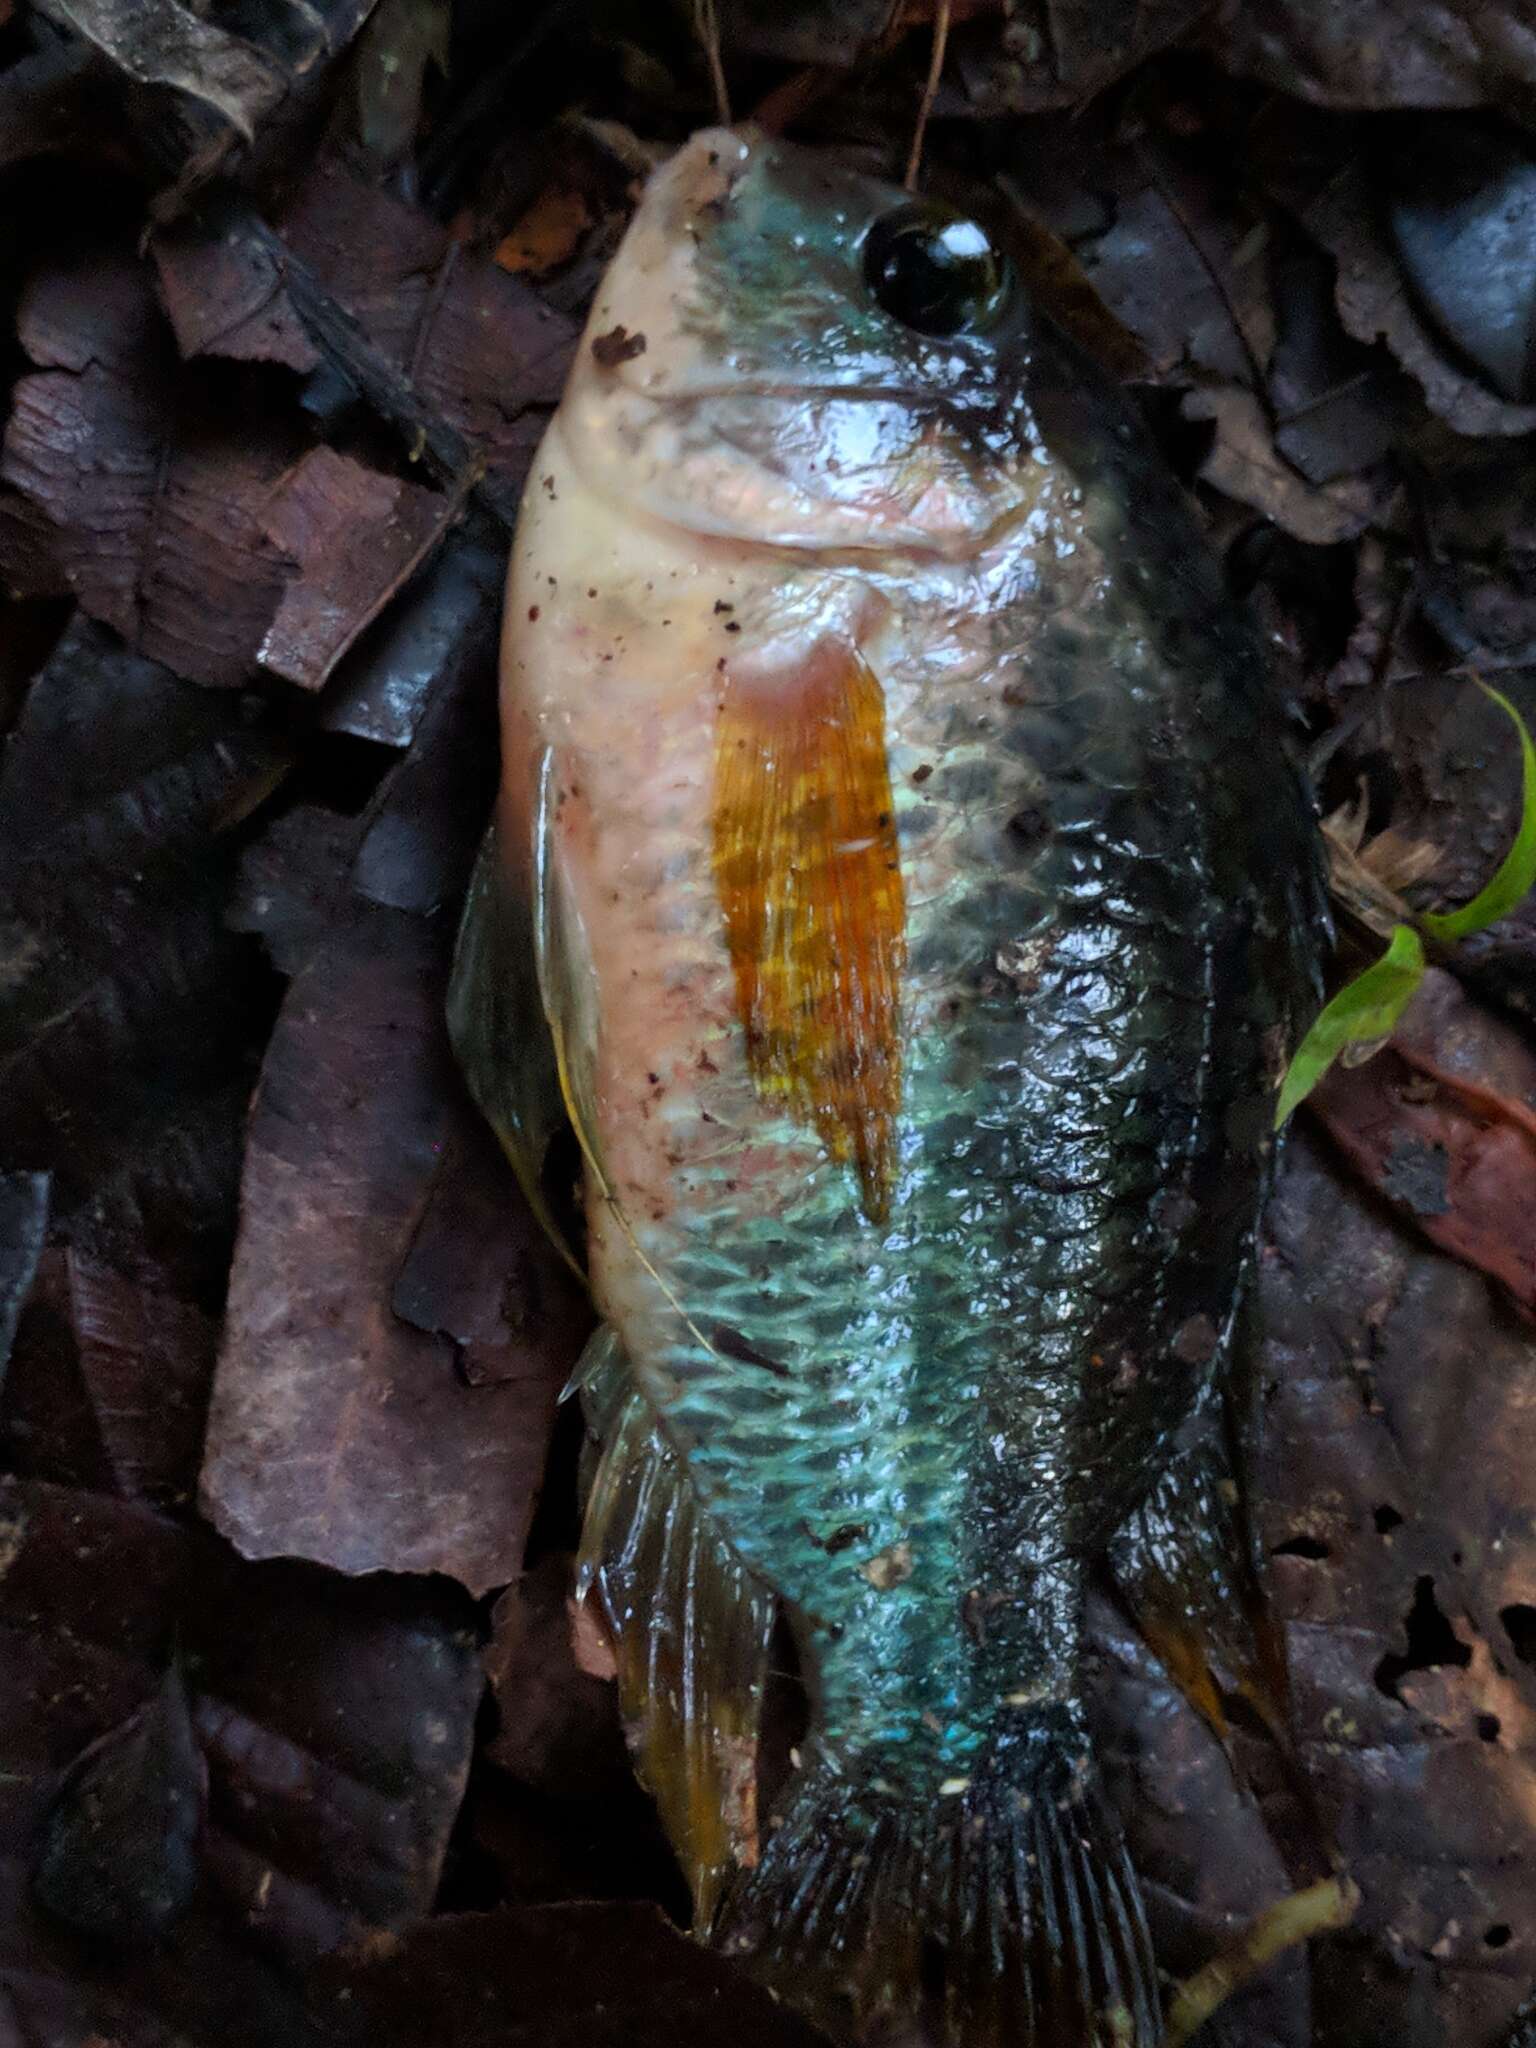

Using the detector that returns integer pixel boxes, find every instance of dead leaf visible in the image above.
[0,1171,49,1381]
[393,1118,590,1389]
[1185,383,1379,543]
[33,0,287,142]
[0,616,286,1195]
[1305,155,1536,439]
[1088,1595,1314,2048]
[0,1473,482,1977]
[1386,117,1536,408]
[352,0,450,164]
[2,1246,215,1506]
[1076,151,1273,386]
[0,245,298,686]
[32,1660,207,1941]
[305,1900,835,2047]
[1268,235,1401,485]
[228,805,364,980]
[0,42,129,177]
[258,446,460,693]
[1322,790,1442,935]
[496,186,596,276]
[950,0,1208,114]
[1307,968,1536,1316]
[200,903,567,1592]
[194,159,576,484]
[485,1555,630,1792]
[1208,2,1536,113]
[1255,1128,1536,2047]
[321,535,504,749]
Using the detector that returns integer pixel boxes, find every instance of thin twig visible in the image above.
[231,203,523,534]
[904,0,951,192]
[1165,1876,1360,2047]
[695,0,731,127]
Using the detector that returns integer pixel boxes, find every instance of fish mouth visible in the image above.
[626,376,967,417]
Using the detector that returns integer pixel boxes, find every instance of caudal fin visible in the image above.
[712,1741,1159,2047]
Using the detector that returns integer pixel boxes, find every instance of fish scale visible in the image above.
[600,557,1269,1774]
[452,126,1327,2044]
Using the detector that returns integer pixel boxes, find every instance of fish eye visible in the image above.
[862,203,1012,338]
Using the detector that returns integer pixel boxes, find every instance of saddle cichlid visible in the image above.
[451,128,1327,2046]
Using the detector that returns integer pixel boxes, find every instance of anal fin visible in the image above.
[1108,1387,1288,1752]
[575,1326,775,1927]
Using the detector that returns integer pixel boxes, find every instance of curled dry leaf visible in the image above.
[1185,383,1379,544]
[0,1171,49,1380]
[1256,1129,1536,2048]
[1322,791,1442,937]
[0,616,285,1194]
[1308,967,1536,1320]
[1303,155,1536,440]
[1,1245,215,1505]
[33,0,286,142]
[305,1900,835,2048]
[200,904,569,1592]
[32,1660,207,1942]
[1206,1,1536,113]
[258,445,461,694]
[0,1475,482,1987]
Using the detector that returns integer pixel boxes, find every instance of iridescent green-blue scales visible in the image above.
[626,409,1316,1789]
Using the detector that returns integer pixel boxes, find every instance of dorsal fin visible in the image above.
[711,640,907,1222]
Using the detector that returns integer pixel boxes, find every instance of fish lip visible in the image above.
[624,376,963,418]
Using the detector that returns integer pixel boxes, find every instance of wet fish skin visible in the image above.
[466,126,1326,2042]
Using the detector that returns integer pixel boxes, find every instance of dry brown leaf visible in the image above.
[496,187,596,277]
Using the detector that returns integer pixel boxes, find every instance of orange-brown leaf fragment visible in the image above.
[712,641,906,1222]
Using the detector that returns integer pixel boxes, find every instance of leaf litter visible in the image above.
[5,3,1536,2044]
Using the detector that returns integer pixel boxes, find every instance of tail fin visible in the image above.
[712,1741,1159,2047]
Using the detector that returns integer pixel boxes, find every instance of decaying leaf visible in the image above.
[0,1171,49,1381]
[1,1245,216,1504]
[1302,152,1536,440]
[0,1474,482,1975]
[1185,382,1379,544]
[32,1659,207,1942]
[258,445,462,693]
[0,616,286,1193]
[1207,2,1536,114]
[199,904,567,1592]
[1256,1129,1536,2047]
[305,1900,835,2048]
[33,0,287,142]
[1,241,489,696]
[1310,966,1536,1318]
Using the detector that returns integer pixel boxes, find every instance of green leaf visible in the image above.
[1419,681,1536,942]
[1273,923,1426,1129]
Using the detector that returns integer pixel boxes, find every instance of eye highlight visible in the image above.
[862,203,1012,338]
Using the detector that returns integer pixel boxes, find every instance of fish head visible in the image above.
[556,128,1050,558]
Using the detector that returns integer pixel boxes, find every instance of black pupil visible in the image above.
[862,205,1005,337]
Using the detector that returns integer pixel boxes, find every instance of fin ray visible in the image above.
[711,640,906,1222]
[447,821,582,1278]
[715,1744,1160,2047]
[574,1326,775,1926]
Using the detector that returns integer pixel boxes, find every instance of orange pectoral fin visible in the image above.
[711,640,906,1223]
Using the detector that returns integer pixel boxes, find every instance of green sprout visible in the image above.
[1275,680,1536,1130]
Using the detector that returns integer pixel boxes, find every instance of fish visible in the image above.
[450,126,1328,2047]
